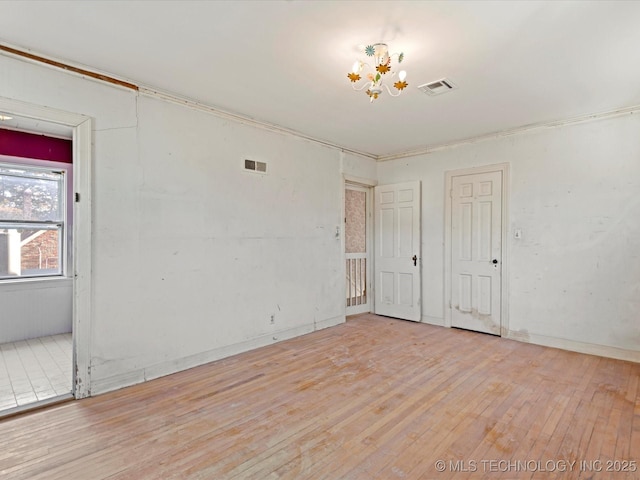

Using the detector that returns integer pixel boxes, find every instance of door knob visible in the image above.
[412,255,418,266]
[492,259,498,264]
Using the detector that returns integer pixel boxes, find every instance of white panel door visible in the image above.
[451,171,502,334]
[374,181,421,321]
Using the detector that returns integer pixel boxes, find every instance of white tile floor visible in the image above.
[0,333,72,412]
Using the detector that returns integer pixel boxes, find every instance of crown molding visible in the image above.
[0,43,376,161]
[0,43,138,91]
[5,42,635,165]
[376,104,640,162]
[137,87,376,160]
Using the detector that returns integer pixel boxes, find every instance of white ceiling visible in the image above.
[1,0,639,158]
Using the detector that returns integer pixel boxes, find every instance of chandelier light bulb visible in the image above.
[375,43,388,57]
[346,42,407,102]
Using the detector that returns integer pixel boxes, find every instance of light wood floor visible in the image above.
[1,314,638,479]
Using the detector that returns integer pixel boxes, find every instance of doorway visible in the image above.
[0,152,73,414]
[444,163,509,335]
[0,122,74,414]
[345,183,371,315]
[0,96,93,415]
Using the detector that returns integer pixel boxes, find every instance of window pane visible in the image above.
[0,170,62,222]
[0,226,61,278]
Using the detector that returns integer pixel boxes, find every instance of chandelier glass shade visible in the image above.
[347,43,407,102]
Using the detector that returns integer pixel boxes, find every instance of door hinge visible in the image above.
[75,192,80,202]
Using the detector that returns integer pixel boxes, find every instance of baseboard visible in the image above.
[90,370,146,396]
[421,315,445,327]
[506,330,640,363]
[90,315,345,396]
[313,315,345,331]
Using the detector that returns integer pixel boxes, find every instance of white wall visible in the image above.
[4,46,635,396]
[377,114,640,360]
[0,278,72,343]
[91,95,347,391]
[1,53,348,394]
[341,151,377,183]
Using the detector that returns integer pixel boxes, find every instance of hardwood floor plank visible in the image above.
[0,314,637,480]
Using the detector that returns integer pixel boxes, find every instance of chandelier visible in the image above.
[347,43,407,103]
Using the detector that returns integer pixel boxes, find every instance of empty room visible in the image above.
[0,1,638,478]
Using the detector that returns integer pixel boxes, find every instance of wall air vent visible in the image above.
[244,159,267,174]
[418,78,457,96]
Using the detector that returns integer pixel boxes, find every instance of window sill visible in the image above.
[0,276,72,291]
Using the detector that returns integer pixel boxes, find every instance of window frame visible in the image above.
[0,159,68,281]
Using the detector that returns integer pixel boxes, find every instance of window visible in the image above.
[0,164,65,279]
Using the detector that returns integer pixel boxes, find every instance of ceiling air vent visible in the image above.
[244,159,267,174]
[418,78,457,96]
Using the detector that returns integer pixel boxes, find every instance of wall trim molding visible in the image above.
[0,43,376,161]
[506,330,640,364]
[4,42,640,165]
[137,87,376,159]
[0,44,138,91]
[344,174,378,187]
[377,105,640,162]
[427,323,639,363]
[91,315,344,396]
